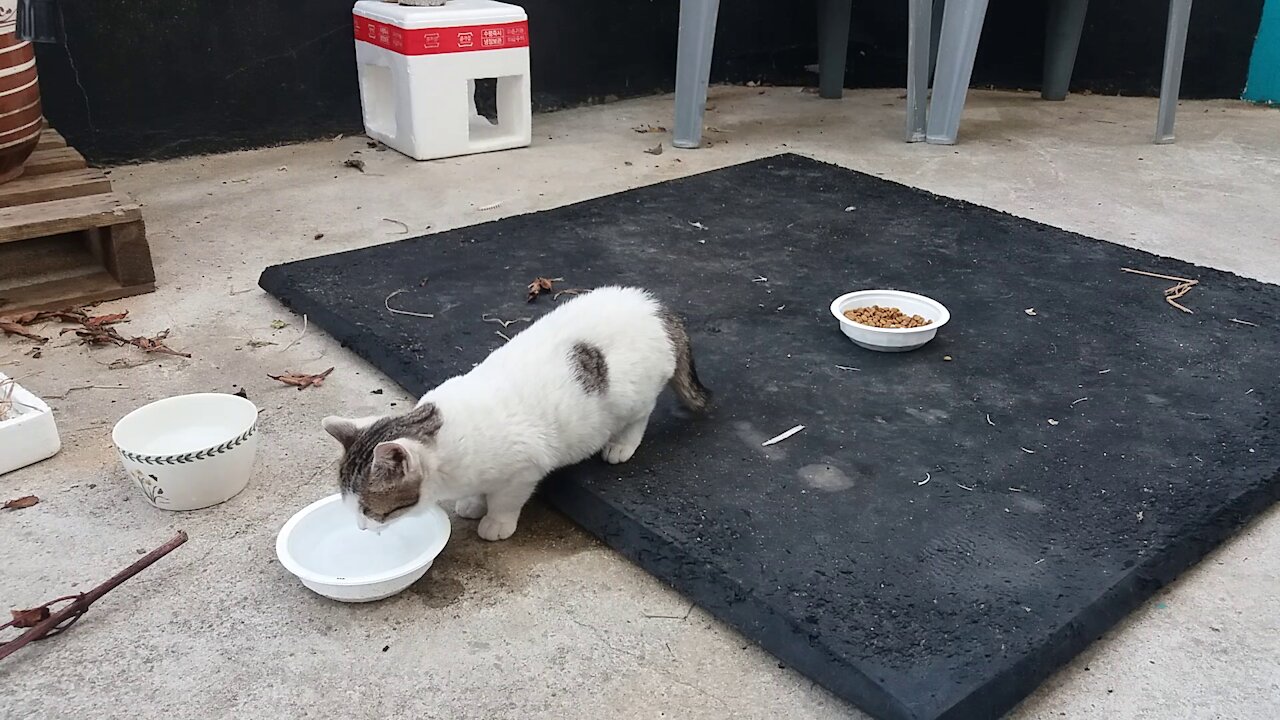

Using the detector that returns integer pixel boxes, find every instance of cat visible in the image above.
[321,286,710,541]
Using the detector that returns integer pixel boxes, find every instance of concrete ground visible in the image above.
[2,88,1278,719]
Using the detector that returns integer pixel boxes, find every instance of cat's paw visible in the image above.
[601,441,639,464]
[478,514,518,542]
[454,496,487,520]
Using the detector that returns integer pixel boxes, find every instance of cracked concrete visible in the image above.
[2,87,1278,719]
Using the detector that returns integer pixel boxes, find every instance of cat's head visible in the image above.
[320,404,442,530]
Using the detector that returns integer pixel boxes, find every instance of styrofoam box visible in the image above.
[353,0,532,161]
[0,371,61,476]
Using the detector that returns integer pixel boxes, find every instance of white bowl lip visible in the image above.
[830,290,951,334]
[275,493,451,588]
[112,392,259,459]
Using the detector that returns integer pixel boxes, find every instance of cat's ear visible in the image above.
[373,441,413,471]
[322,416,362,448]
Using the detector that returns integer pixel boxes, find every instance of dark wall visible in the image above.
[37,1,1264,163]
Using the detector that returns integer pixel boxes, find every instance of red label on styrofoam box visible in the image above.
[353,15,529,55]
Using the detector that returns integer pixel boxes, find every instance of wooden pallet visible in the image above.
[0,129,155,316]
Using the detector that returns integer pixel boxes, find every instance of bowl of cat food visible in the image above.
[276,493,451,603]
[112,393,260,511]
[830,290,949,352]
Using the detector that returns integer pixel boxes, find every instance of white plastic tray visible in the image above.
[0,371,61,476]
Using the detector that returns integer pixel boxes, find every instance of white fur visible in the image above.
[416,286,676,540]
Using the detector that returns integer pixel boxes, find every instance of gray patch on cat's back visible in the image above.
[570,342,608,394]
[798,464,855,492]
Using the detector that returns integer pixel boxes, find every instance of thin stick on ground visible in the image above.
[1120,267,1196,285]
[761,425,805,447]
[280,315,309,353]
[1121,267,1199,314]
[384,290,434,319]
[0,531,188,661]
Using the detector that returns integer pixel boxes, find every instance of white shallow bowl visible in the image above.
[276,494,451,603]
[112,393,259,511]
[830,290,950,352]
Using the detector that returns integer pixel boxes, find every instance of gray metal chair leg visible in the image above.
[929,0,945,85]
[818,0,853,99]
[1155,0,1193,144]
[926,0,989,145]
[673,0,720,149]
[1042,0,1089,100]
[906,0,933,141]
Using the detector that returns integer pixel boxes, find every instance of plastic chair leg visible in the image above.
[926,0,989,145]
[929,0,944,85]
[1155,0,1193,144]
[906,0,933,141]
[817,0,853,99]
[1042,0,1088,100]
[673,0,720,149]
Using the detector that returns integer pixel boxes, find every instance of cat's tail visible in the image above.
[661,310,712,413]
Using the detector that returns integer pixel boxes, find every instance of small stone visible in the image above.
[943,355,953,361]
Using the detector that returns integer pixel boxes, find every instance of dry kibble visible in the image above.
[843,305,932,329]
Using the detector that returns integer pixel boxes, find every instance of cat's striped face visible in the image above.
[322,404,442,528]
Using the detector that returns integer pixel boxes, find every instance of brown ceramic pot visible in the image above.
[0,2,42,185]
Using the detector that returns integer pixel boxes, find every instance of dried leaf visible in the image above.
[84,312,129,328]
[526,277,558,302]
[343,158,366,173]
[643,144,664,156]
[9,606,50,628]
[632,124,667,134]
[128,330,191,357]
[0,320,47,343]
[268,367,335,390]
[271,320,289,330]
[3,495,39,510]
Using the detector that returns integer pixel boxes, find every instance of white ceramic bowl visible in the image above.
[112,393,259,511]
[276,494,451,603]
[830,289,950,352]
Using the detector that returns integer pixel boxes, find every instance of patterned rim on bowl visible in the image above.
[119,424,256,465]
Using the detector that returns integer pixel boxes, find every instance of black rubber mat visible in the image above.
[259,155,1280,720]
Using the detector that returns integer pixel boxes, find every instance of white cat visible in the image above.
[321,286,710,541]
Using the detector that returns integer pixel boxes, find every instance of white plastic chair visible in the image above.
[672,0,937,148]
[927,0,1195,144]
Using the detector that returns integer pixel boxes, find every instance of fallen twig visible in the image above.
[280,315,309,353]
[1229,318,1258,327]
[955,483,974,492]
[43,385,129,400]
[384,290,434,319]
[553,288,586,301]
[834,365,860,372]
[0,531,188,661]
[761,425,804,447]
[641,603,693,620]
[382,218,409,234]
[916,473,931,486]
[1071,397,1089,406]
[1121,267,1199,314]
[477,201,502,211]
[985,413,995,427]
[482,314,530,329]
[495,330,511,342]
